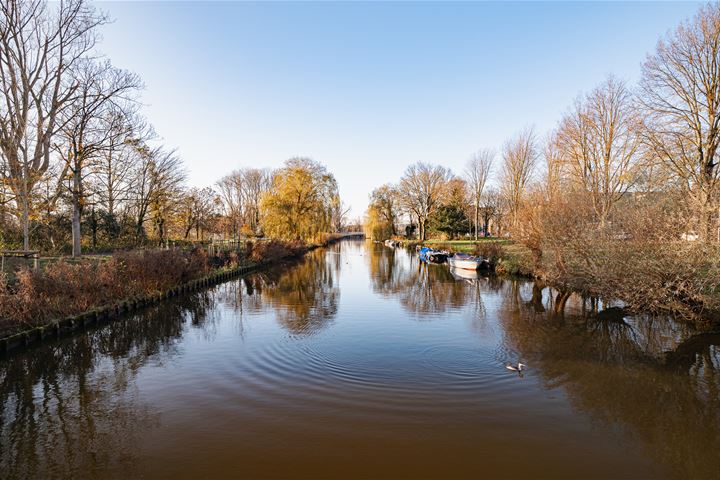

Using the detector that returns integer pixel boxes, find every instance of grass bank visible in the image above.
[407,238,534,276]
[411,237,720,326]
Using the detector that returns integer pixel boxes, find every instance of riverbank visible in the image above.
[0,239,318,352]
[401,238,534,276]
[409,238,720,327]
[3,237,717,479]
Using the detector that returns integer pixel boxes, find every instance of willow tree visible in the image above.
[368,184,399,236]
[363,204,394,241]
[259,157,339,241]
[639,2,720,241]
[0,0,107,250]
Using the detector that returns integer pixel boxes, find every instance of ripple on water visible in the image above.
[201,303,533,430]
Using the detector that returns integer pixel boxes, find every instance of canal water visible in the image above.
[1,240,718,479]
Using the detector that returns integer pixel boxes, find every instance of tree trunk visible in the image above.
[474,202,479,240]
[20,175,30,251]
[90,208,98,250]
[71,164,83,257]
[72,206,82,257]
[22,195,30,251]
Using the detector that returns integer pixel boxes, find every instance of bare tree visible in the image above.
[501,127,538,231]
[217,170,244,239]
[544,131,564,200]
[555,76,640,227]
[397,162,451,241]
[92,115,154,230]
[330,197,350,233]
[217,167,271,238]
[0,0,107,250]
[129,145,185,241]
[241,168,271,233]
[57,59,142,256]
[180,186,220,240]
[465,149,494,239]
[639,3,720,241]
[480,188,503,236]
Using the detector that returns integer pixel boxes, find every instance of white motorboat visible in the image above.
[446,253,484,270]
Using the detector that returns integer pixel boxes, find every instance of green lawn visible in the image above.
[415,238,534,275]
[421,238,511,252]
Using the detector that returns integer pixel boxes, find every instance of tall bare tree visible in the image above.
[130,145,185,241]
[397,162,451,241]
[555,76,640,227]
[241,168,271,233]
[92,116,154,231]
[0,0,107,249]
[217,170,244,239]
[465,149,494,239]
[639,3,720,240]
[58,59,141,256]
[180,186,220,240]
[501,127,538,231]
[480,188,503,236]
[217,167,271,238]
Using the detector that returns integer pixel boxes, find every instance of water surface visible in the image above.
[1,240,718,479]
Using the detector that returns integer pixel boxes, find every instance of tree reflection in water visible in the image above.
[216,246,340,336]
[366,243,488,322]
[498,279,720,479]
[0,293,212,479]
[2,242,719,479]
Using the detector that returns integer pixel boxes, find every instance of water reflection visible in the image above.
[217,247,340,335]
[1,240,719,479]
[498,280,720,479]
[367,244,486,318]
[0,295,209,479]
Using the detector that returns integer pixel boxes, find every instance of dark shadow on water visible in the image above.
[497,280,720,479]
[0,293,212,479]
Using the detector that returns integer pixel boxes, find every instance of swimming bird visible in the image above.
[506,362,526,372]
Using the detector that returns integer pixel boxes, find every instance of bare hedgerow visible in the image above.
[518,187,720,323]
[0,242,305,336]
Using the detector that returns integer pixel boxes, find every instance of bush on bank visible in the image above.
[0,240,306,337]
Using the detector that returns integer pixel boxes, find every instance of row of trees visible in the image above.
[0,0,347,256]
[0,0,198,255]
[365,159,503,242]
[365,2,720,319]
[367,2,720,248]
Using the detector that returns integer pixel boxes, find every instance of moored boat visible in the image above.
[446,253,484,270]
[418,247,448,264]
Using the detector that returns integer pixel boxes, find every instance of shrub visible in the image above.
[0,240,306,337]
[248,240,306,263]
[474,241,505,265]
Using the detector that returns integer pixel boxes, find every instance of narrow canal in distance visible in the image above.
[1,239,718,479]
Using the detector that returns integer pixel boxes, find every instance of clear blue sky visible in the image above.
[98,1,701,218]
